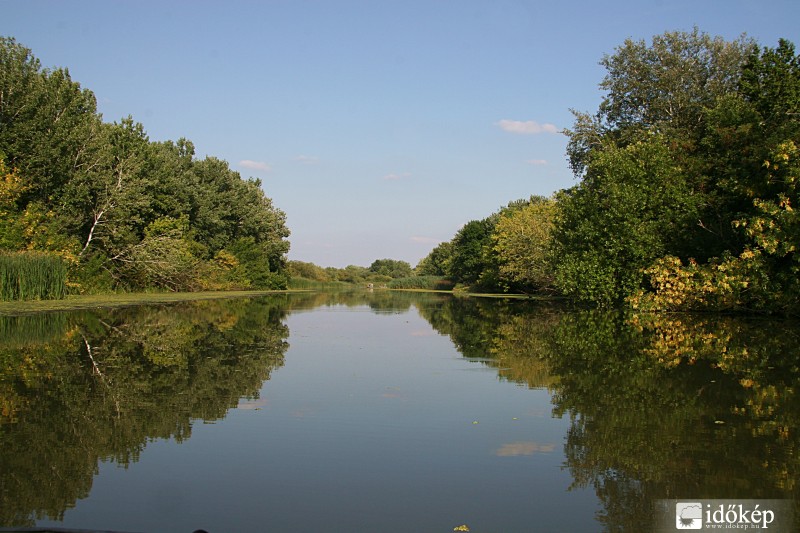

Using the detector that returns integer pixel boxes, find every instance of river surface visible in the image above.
[1,291,798,532]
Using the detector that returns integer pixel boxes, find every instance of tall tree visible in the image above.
[447,216,498,286]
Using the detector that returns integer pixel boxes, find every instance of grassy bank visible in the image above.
[0,290,297,316]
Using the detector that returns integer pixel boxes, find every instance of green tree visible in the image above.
[0,37,292,293]
[415,241,452,276]
[0,38,102,208]
[447,216,498,287]
[368,258,412,279]
[0,160,27,250]
[567,28,755,175]
[287,260,331,282]
[632,40,800,313]
[491,196,556,292]
[553,136,699,306]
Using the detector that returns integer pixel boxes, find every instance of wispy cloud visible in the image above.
[382,172,411,181]
[496,119,558,135]
[239,160,272,172]
[526,159,548,165]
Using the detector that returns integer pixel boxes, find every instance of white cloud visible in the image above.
[239,160,272,172]
[526,159,548,165]
[382,172,411,181]
[496,119,558,135]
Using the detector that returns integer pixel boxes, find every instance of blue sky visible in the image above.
[4,1,800,267]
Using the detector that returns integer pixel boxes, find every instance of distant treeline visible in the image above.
[417,29,800,314]
[287,259,453,291]
[0,37,290,297]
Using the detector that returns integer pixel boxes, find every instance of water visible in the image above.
[0,291,797,532]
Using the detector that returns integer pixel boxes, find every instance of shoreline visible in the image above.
[0,290,306,316]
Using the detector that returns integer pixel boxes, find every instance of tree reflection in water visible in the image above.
[417,297,800,531]
[0,297,288,527]
[1,292,798,531]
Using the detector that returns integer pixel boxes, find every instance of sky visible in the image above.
[4,0,800,268]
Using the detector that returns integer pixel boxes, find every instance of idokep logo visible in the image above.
[675,502,703,529]
[656,499,794,531]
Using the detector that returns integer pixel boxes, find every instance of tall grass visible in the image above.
[387,276,454,291]
[0,251,67,301]
[288,277,355,291]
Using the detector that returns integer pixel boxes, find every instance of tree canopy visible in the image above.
[0,37,290,293]
[419,30,800,314]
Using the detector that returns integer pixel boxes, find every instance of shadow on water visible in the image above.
[1,290,798,531]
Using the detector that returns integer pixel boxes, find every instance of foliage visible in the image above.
[0,37,290,295]
[630,43,800,313]
[491,196,556,292]
[287,260,331,282]
[368,258,413,278]
[0,251,66,301]
[414,241,452,276]
[417,297,800,529]
[552,136,700,306]
[567,28,755,175]
[0,297,289,525]
[554,30,800,312]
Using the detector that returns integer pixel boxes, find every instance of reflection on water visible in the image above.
[1,291,798,531]
[0,297,289,527]
[421,297,800,530]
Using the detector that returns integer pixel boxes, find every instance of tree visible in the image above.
[120,215,202,291]
[552,136,699,306]
[567,28,755,176]
[0,38,102,207]
[287,260,331,282]
[0,160,27,250]
[632,40,800,313]
[368,258,412,279]
[415,241,453,276]
[447,216,498,286]
[492,196,556,292]
[0,38,292,292]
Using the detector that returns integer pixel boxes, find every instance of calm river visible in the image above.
[1,291,798,532]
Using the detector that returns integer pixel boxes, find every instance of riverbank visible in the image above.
[0,287,562,316]
[0,290,295,315]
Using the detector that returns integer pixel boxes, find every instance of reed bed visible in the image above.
[288,277,355,291]
[387,276,454,290]
[0,251,67,301]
